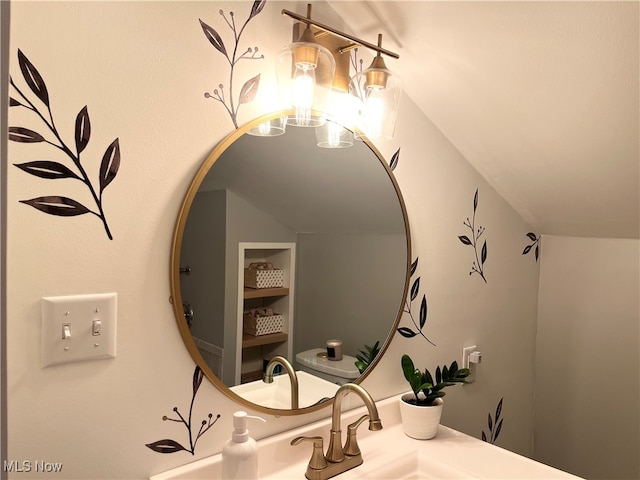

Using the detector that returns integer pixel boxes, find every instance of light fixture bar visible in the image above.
[281,7,400,60]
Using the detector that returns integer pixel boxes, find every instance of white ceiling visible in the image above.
[327,1,639,239]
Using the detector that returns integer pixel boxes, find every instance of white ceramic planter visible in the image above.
[398,393,443,440]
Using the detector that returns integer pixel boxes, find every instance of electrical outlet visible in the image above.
[462,345,477,369]
[41,293,117,367]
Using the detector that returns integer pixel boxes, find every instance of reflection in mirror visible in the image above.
[171,115,410,414]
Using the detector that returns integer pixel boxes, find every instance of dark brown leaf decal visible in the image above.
[522,232,540,262]
[238,74,260,105]
[14,161,80,180]
[9,97,22,107]
[458,235,472,246]
[18,49,49,107]
[8,127,45,143]
[20,196,90,217]
[390,148,400,171]
[249,0,266,19]
[75,106,91,155]
[145,439,187,454]
[99,138,120,192]
[199,19,227,57]
[192,366,203,396]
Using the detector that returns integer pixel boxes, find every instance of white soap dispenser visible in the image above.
[221,411,266,480]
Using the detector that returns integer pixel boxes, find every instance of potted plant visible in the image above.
[399,354,470,439]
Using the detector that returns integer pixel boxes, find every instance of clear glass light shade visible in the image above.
[276,40,335,127]
[247,115,287,137]
[315,120,354,148]
[349,62,402,141]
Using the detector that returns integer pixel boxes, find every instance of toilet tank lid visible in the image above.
[296,348,360,379]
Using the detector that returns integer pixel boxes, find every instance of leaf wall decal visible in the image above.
[20,196,90,217]
[99,138,121,192]
[14,161,80,180]
[145,439,187,454]
[527,232,537,241]
[419,295,427,329]
[192,366,203,395]
[397,327,417,338]
[74,106,91,155]
[458,235,472,246]
[18,49,49,106]
[410,277,420,301]
[473,188,479,213]
[10,97,21,107]
[8,126,45,143]
[390,148,400,171]
[481,241,487,264]
[199,19,227,56]
[410,257,418,276]
[239,74,260,105]
[249,0,266,19]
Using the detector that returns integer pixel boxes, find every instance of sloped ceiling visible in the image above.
[327,1,639,239]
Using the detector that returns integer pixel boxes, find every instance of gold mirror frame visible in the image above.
[170,112,411,415]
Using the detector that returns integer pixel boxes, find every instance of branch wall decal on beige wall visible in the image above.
[9,50,120,240]
[200,0,266,128]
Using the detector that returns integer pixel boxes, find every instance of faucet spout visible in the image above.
[263,355,299,409]
[326,383,382,463]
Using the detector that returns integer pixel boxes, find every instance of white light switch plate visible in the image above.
[41,293,117,367]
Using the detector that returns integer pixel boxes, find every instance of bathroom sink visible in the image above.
[230,371,339,409]
[349,450,474,479]
[151,396,583,480]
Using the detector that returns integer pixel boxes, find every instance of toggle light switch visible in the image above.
[92,320,102,336]
[62,323,71,339]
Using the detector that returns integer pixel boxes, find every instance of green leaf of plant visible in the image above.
[435,366,442,384]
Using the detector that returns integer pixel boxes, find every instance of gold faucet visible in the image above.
[291,383,382,480]
[263,355,299,409]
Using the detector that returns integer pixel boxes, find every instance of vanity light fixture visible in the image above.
[280,4,401,142]
[276,4,336,127]
[349,35,402,142]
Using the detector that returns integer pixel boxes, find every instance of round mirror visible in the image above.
[171,114,411,414]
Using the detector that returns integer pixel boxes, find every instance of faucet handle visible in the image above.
[343,415,370,456]
[291,436,328,470]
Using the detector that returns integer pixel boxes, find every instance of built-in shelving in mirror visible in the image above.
[170,114,411,414]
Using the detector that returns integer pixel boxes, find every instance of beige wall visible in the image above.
[6,2,539,478]
[535,235,640,479]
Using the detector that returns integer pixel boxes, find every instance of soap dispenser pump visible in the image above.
[221,411,266,480]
